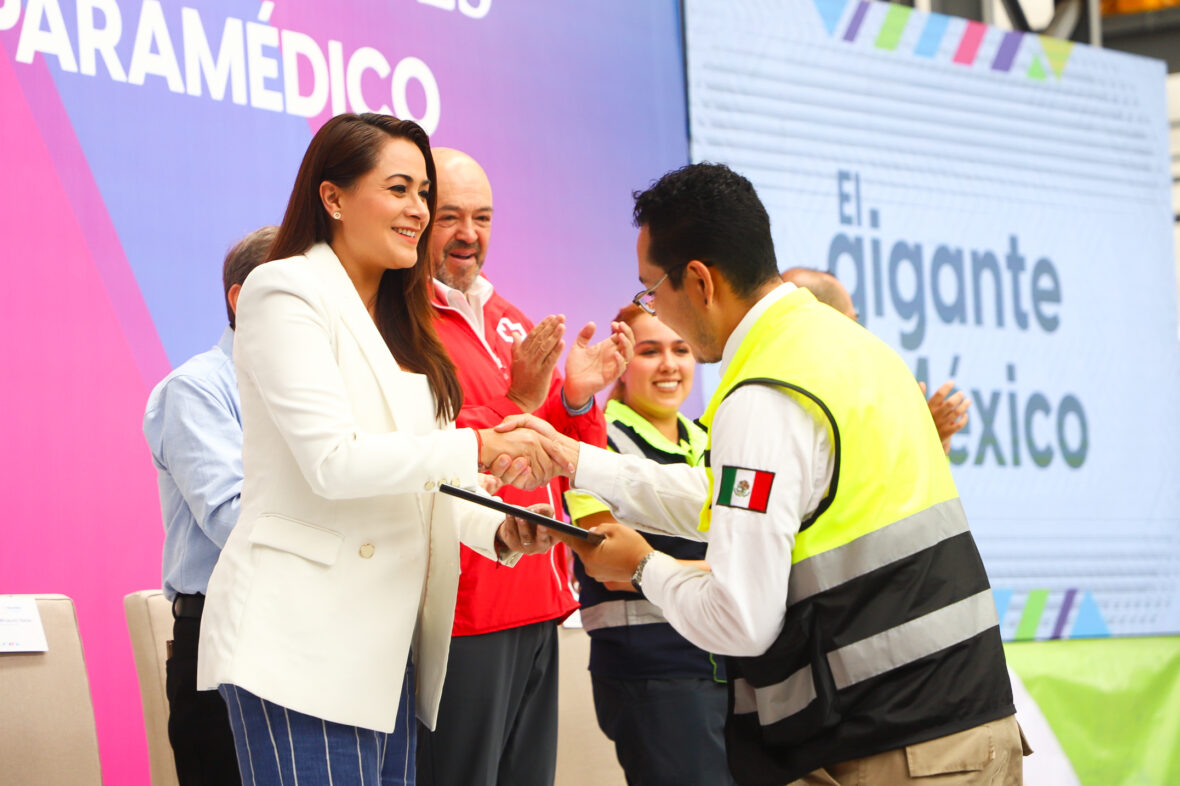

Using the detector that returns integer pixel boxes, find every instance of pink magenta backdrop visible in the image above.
[0,1,688,782]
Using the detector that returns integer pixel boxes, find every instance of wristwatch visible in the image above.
[630,551,658,593]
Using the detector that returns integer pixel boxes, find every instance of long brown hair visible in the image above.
[268,114,463,421]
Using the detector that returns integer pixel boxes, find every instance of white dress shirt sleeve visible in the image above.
[148,373,242,549]
[573,444,710,540]
[640,384,833,657]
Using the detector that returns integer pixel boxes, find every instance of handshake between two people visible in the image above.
[478,317,638,558]
[481,415,577,557]
[481,314,633,491]
[477,414,578,493]
[478,415,657,581]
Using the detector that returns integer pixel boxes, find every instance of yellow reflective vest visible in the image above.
[699,286,1013,784]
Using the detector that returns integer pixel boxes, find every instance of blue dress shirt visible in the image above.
[144,328,242,600]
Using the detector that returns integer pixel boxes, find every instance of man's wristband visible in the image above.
[631,551,658,593]
[561,387,594,416]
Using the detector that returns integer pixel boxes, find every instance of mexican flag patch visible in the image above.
[716,466,775,513]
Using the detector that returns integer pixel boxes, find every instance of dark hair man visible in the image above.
[500,163,1025,785]
[143,226,276,786]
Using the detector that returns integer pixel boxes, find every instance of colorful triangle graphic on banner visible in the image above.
[1027,54,1047,80]
[1039,36,1073,78]
[1070,592,1110,638]
[813,0,850,36]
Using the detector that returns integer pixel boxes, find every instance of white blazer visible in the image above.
[197,242,509,732]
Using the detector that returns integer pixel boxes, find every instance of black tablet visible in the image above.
[439,484,604,545]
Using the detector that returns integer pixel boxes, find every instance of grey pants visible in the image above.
[417,620,560,786]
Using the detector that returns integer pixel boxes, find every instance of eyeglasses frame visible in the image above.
[631,261,693,316]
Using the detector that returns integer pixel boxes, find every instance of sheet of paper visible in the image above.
[0,596,49,652]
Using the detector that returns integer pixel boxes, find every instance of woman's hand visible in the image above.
[562,320,636,409]
[496,503,557,555]
[477,473,504,495]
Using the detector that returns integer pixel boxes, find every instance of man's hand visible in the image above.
[564,521,655,585]
[497,503,557,556]
[920,380,971,455]
[562,320,636,410]
[489,414,582,486]
[506,315,566,413]
[479,422,576,490]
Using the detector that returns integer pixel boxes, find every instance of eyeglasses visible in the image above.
[632,262,690,316]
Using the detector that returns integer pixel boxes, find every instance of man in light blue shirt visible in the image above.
[143,226,275,786]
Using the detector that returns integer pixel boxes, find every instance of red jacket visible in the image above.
[432,281,606,635]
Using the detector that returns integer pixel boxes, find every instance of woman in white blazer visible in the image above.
[197,114,567,786]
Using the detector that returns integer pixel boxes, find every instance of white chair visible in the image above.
[0,594,102,786]
[124,589,181,786]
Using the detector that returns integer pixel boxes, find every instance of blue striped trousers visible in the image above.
[218,664,416,786]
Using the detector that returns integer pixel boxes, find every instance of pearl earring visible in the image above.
[333,211,341,220]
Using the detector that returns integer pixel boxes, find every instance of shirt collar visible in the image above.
[217,326,234,358]
[606,399,689,457]
[433,274,494,308]
[432,274,495,335]
[604,399,709,465]
[719,282,795,373]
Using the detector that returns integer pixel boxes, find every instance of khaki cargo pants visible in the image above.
[792,715,1031,785]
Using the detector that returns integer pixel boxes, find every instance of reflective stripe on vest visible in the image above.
[606,421,646,460]
[733,588,998,725]
[580,598,668,632]
[788,497,970,605]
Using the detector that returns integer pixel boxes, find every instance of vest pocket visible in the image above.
[248,514,344,566]
[904,722,991,776]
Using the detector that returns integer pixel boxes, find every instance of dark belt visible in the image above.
[172,593,205,620]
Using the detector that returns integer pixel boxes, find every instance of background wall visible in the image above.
[686,0,1180,642]
[0,1,687,782]
[683,3,1179,781]
[3,1,1178,783]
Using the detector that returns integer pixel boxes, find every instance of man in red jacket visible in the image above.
[418,148,633,786]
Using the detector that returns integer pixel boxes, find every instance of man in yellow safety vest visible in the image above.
[497,162,1027,785]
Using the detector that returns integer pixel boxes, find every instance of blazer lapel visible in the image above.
[304,243,410,431]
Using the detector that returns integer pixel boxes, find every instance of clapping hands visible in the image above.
[505,315,566,413]
[920,379,971,455]
[563,320,635,410]
[504,317,635,414]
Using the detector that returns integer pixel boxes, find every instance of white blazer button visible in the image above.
[450,477,460,486]
[359,543,375,559]
[424,480,435,491]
